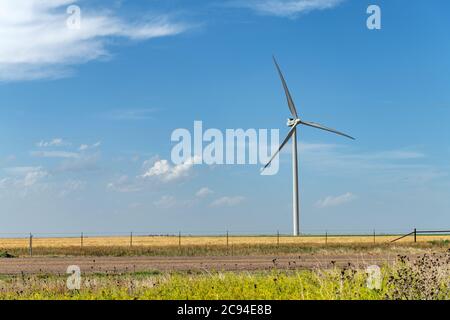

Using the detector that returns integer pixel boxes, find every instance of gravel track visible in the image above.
[0,254,401,275]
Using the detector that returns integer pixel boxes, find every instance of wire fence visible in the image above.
[391,228,450,243]
[0,228,449,256]
[0,227,431,238]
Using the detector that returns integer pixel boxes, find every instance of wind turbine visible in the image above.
[263,57,355,236]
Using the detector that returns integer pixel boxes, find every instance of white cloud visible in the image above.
[30,141,102,172]
[231,0,344,17]
[142,156,200,182]
[316,192,356,209]
[36,138,70,148]
[0,0,189,81]
[210,196,245,207]
[144,159,170,176]
[31,138,101,159]
[154,195,176,209]
[196,187,214,198]
[79,141,101,151]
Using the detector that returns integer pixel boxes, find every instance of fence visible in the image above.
[391,228,450,243]
[1,229,449,256]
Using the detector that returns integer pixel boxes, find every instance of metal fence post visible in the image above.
[29,233,33,257]
[179,231,181,248]
[130,232,133,248]
[81,232,84,249]
[325,231,328,245]
[226,230,229,249]
[277,230,280,247]
[373,229,376,244]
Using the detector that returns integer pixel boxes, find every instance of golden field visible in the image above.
[0,234,449,249]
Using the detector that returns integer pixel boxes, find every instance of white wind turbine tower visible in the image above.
[263,57,355,236]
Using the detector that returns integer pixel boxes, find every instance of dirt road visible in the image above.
[0,253,401,275]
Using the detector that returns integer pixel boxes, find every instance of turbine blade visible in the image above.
[300,120,355,140]
[262,124,298,171]
[273,56,299,118]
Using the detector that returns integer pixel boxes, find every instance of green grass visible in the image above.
[0,251,15,258]
[0,270,384,300]
[428,239,450,247]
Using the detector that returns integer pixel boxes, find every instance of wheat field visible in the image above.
[0,234,448,249]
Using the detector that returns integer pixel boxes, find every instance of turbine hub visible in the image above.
[287,118,301,127]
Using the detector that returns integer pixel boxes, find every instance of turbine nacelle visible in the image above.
[287,118,301,127]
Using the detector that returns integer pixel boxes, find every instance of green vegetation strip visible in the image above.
[1,241,449,257]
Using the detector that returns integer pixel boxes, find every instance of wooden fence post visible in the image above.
[179,231,181,248]
[81,232,84,249]
[414,228,417,243]
[325,231,328,245]
[373,229,376,244]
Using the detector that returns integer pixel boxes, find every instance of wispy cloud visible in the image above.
[210,196,245,207]
[31,151,80,159]
[316,192,356,208]
[31,138,102,173]
[229,0,345,18]
[79,141,101,151]
[2,166,48,188]
[107,175,142,193]
[36,138,70,148]
[0,0,190,81]
[196,187,214,198]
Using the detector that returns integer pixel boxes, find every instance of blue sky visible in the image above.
[0,0,449,235]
